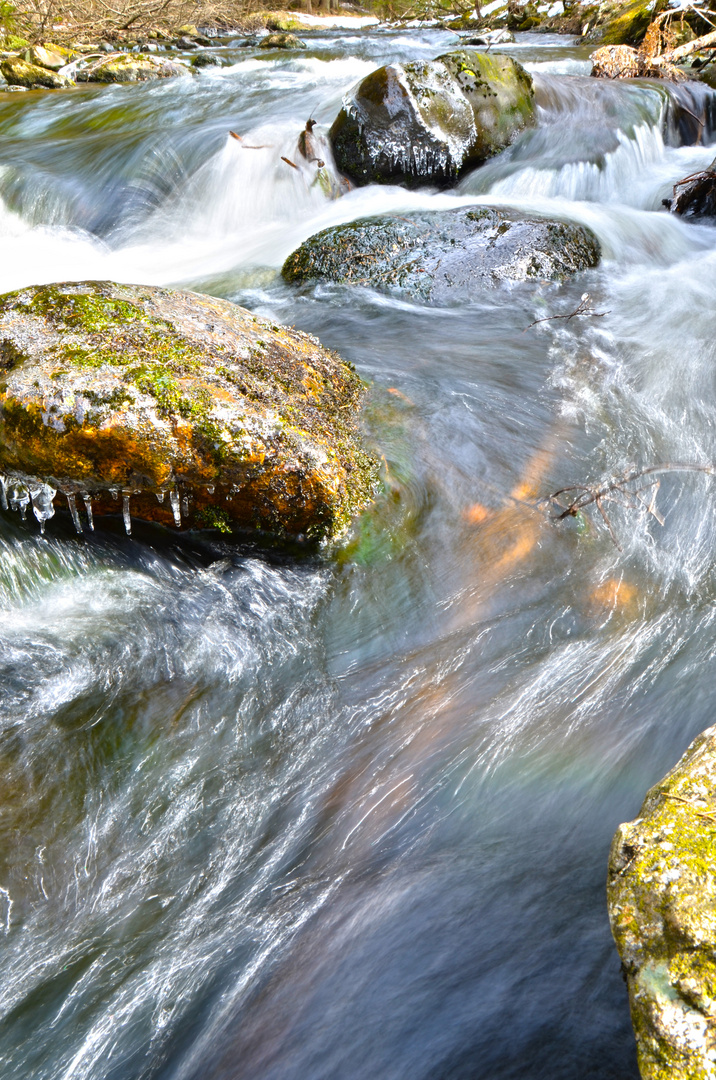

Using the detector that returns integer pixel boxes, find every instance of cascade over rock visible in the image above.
[329,49,535,188]
[608,727,716,1079]
[0,281,377,542]
[282,208,601,301]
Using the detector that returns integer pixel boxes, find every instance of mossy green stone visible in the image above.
[0,281,378,543]
[608,726,716,1078]
[283,208,600,300]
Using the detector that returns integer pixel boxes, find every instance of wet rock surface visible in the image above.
[608,726,716,1079]
[666,157,716,219]
[282,208,601,301]
[0,281,377,542]
[329,49,535,189]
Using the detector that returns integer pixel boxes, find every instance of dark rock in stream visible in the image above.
[665,157,716,219]
[329,50,535,189]
[608,725,716,1080]
[0,281,377,542]
[282,208,601,301]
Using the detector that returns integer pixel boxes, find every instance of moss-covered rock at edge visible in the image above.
[608,725,716,1079]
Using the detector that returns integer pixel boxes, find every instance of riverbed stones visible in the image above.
[608,726,716,1079]
[282,208,600,301]
[0,281,377,541]
[76,53,190,83]
[329,49,535,188]
[0,56,71,89]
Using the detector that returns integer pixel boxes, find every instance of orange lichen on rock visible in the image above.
[0,281,378,542]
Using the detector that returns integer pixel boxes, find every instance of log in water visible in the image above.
[2,25,716,1080]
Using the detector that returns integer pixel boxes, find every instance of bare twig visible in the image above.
[545,462,716,547]
[523,292,610,332]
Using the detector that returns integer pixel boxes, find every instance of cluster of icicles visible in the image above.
[0,475,208,537]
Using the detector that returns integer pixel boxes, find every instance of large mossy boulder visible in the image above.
[0,281,377,542]
[329,50,535,189]
[608,727,716,1079]
[0,56,71,89]
[76,54,190,83]
[590,0,664,45]
[282,208,600,301]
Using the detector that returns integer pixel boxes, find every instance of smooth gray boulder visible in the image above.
[282,208,601,301]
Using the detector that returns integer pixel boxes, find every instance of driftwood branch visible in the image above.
[545,463,716,549]
[523,292,609,332]
[661,26,716,62]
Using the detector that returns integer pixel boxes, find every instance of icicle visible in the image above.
[122,492,132,536]
[207,485,215,494]
[182,496,189,517]
[8,482,30,520]
[82,493,94,531]
[110,488,119,501]
[30,483,56,534]
[169,488,181,527]
[0,475,7,511]
[66,493,83,534]
[156,491,165,503]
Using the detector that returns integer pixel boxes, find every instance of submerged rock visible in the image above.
[608,726,716,1079]
[76,54,190,83]
[665,157,716,218]
[0,56,71,89]
[329,49,535,189]
[282,208,600,301]
[259,32,307,49]
[0,281,377,542]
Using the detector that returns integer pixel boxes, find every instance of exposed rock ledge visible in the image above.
[0,281,377,542]
[608,726,716,1080]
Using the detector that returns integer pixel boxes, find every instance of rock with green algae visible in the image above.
[76,53,190,83]
[329,49,535,189]
[608,726,716,1080]
[588,0,666,45]
[259,32,307,49]
[0,281,377,542]
[0,56,71,89]
[282,208,600,301]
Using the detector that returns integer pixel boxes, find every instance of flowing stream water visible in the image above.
[2,24,716,1079]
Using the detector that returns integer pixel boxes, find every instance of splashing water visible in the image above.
[2,25,716,1080]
